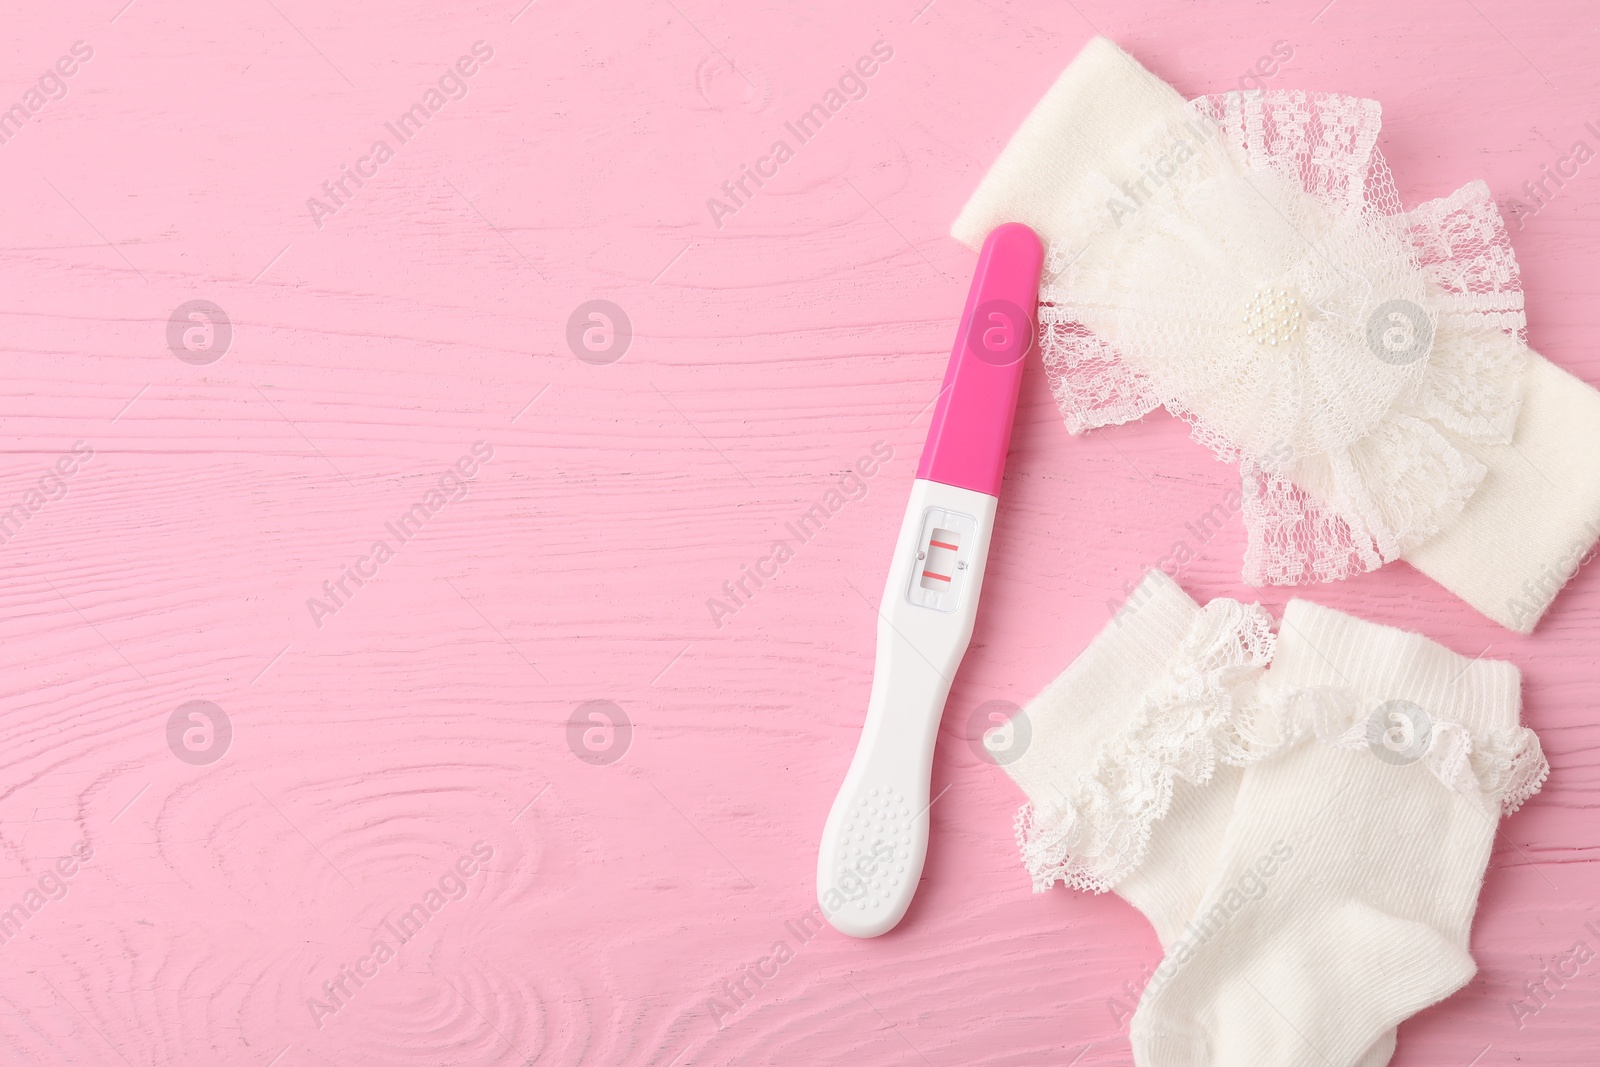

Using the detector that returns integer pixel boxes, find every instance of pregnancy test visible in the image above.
[817,223,1044,937]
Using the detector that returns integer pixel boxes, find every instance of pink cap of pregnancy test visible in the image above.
[915,222,1045,498]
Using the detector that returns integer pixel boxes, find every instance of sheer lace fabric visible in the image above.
[1268,684,1549,817]
[1039,90,1527,585]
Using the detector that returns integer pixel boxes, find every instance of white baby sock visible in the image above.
[1129,599,1547,1067]
[1006,570,1264,929]
[1004,570,1396,1067]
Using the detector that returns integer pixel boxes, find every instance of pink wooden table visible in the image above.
[1,0,1596,1063]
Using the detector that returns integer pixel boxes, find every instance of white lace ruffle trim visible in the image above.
[1275,685,1549,817]
[1015,603,1549,894]
[1015,598,1277,894]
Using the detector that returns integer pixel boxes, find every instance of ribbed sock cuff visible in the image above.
[1274,600,1522,736]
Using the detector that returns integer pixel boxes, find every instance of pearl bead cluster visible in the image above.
[838,786,912,910]
[1244,286,1303,347]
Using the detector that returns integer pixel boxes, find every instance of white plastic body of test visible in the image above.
[816,477,998,938]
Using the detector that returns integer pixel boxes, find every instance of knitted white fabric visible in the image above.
[952,36,1600,632]
[1129,599,1546,1067]
[1005,571,1399,1067]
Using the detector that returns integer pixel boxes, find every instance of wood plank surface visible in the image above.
[0,0,1596,1063]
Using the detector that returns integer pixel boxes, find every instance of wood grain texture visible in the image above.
[0,0,1597,1063]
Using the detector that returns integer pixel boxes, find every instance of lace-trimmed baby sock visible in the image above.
[1004,570,1396,1067]
[1129,599,1547,1067]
